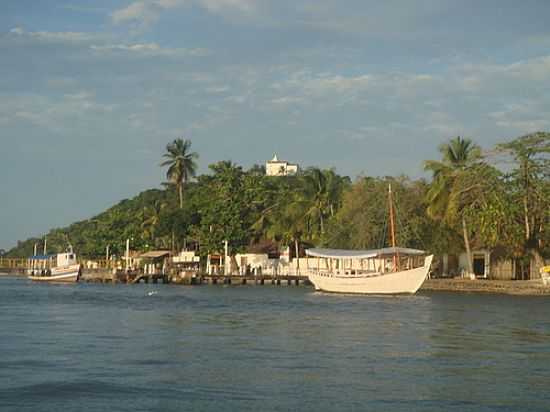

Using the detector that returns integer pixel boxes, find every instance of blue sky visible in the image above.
[1,1,550,250]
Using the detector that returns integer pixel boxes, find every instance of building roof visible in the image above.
[267,154,289,163]
[140,250,171,258]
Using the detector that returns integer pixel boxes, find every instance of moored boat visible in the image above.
[27,249,81,283]
[306,247,433,294]
[305,184,433,294]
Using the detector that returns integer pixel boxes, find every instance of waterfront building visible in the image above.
[265,154,298,176]
[436,250,547,280]
[172,250,200,281]
[140,250,171,275]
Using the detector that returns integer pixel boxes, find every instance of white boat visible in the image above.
[305,184,433,295]
[27,249,81,283]
[306,247,433,294]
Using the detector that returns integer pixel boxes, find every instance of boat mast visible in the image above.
[388,184,399,271]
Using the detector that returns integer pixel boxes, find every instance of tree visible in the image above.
[161,138,198,209]
[424,136,483,275]
[495,132,550,268]
[297,168,350,240]
[324,176,441,252]
[140,200,166,247]
[196,161,250,272]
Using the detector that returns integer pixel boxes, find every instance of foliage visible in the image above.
[494,132,550,262]
[194,161,250,256]
[6,134,550,269]
[323,176,451,253]
[161,138,198,209]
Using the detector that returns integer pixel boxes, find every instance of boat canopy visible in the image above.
[29,254,56,260]
[305,247,425,259]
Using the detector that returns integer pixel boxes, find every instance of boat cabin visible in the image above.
[27,251,78,274]
[27,254,55,275]
[305,247,426,276]
[56,252,78,268]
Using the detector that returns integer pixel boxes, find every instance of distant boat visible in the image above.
[305,184,433,294]
[27,247,81,283]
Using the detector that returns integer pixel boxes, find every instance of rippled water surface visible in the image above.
[1,275,550,411]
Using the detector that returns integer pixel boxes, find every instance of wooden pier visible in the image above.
[0,258,27,274]
[2,259,311,287]
[197,275,310,286]
[80,270,169,284]
[129,272,169,284]
[80,270,310,286]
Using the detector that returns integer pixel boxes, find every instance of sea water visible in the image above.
[1,275,549,411]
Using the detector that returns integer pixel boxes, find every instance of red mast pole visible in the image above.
[388,184,399,271]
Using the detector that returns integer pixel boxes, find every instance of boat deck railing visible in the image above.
[311,270,382,278]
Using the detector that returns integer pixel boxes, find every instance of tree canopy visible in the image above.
[7,133,550,272]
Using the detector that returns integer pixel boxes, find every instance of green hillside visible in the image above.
[7,134,549,268]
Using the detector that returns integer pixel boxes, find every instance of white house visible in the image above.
[266,154,299,176]
[438,250,545,280]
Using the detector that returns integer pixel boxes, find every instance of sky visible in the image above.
[1,0,550,250]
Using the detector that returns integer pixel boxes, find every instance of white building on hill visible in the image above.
[265,154,299,176]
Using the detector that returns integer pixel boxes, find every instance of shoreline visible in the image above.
[3,272,550,295]
[421,278,550,296]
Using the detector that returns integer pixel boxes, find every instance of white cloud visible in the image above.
[253,53,550,144]
[270,96,305,106]
[199,0,256,14]
[64,91,95,100]
[270,70,438,108]
[225,95,247,104]
[90,42,209,57]
[303,74,372,95]
[0,92,117,132]
[268,54,550,109]
[8,27,98,43]
[110,0,258,27]
[493,119,550,133]
[452,56,550,94]
[206,86,230,94]
[488,101,550,133]
[111,1,167,26]
[423,112,465,137]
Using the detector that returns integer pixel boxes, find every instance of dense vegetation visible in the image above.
[7,133,550,269]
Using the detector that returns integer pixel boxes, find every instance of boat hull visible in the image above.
[28,265,80,283]
[308,255,433,295]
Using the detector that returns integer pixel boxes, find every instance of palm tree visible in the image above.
[141,200,166,246]
[161,139,198,209]
[424,136,481,275]
[300,168,349,237]
[301,167,328,236]
[268,195,308,274]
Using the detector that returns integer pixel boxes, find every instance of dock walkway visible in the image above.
[198,274,310,286]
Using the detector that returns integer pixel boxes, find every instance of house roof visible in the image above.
[140,250,171,258]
